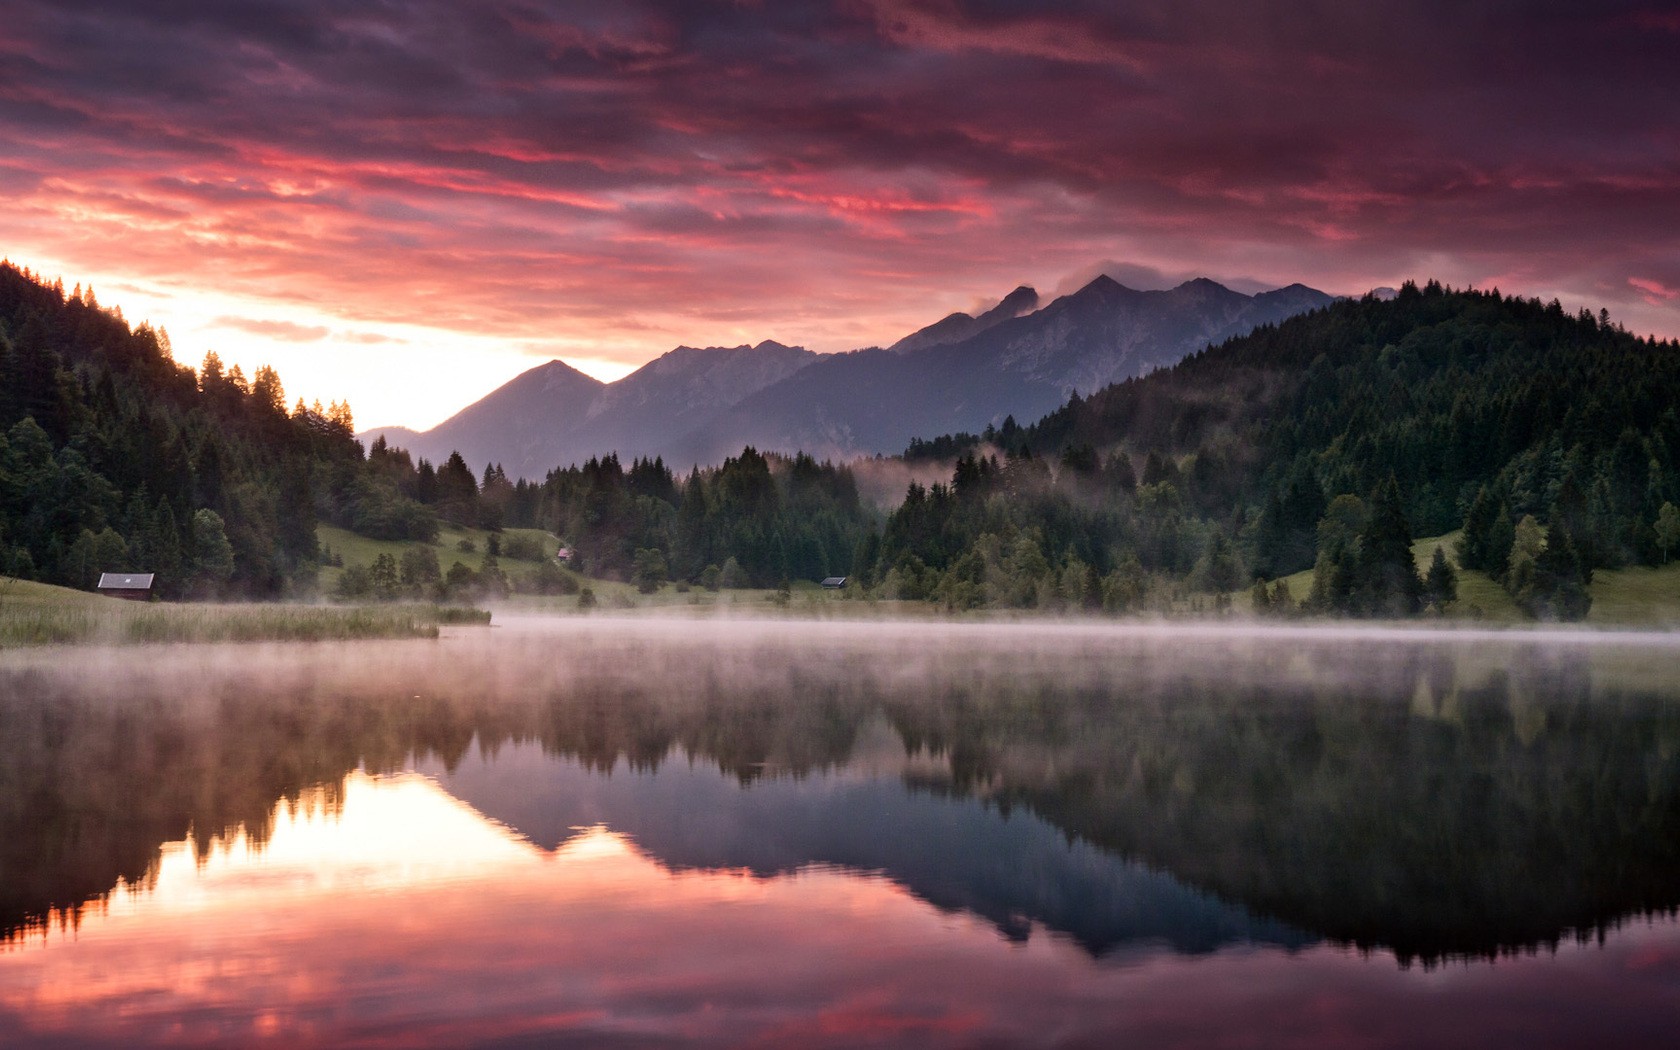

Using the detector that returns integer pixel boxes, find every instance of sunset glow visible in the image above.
[3,1,1677,427]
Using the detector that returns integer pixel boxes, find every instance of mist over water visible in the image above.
[3,618,1679,1047]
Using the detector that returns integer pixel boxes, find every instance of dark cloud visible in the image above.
[1,0,1677,360]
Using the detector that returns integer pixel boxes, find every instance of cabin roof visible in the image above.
[820,576,848,587]
[97,573,155,589]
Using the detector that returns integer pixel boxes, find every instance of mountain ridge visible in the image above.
[361,275,1333,477]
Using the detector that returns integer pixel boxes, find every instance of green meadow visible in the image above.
[316,523,560,586]
[1238,530,1680,625]
[0,576,486,648]
[5,525,1674,649]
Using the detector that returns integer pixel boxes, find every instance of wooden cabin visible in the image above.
[820,576,848,590]
[97,572,155,601]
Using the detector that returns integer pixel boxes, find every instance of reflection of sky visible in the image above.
[0,767,1676,1047]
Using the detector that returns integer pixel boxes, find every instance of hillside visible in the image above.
[1025,281,1680,555]
[0,263,358,597]
[850,282,1680,619]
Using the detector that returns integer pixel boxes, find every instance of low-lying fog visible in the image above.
[6,613,1678,705]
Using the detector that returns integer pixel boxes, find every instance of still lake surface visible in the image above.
[2,616,1678,1047]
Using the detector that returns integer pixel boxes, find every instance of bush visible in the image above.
[719,557,747,589]
[444,561,478,597]
[631,547,668,594]
[531,558,580,595]
[502,534,545,561]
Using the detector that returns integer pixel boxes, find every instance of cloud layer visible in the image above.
[3,1,1677,423]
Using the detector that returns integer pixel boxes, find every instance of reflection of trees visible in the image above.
[2,633,1678,964]
[886,644,1680,964]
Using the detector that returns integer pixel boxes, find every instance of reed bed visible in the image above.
[0,600,490,648]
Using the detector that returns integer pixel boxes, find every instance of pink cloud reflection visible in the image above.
[0,770,1676,1049]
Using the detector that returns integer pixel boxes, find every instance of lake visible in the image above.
[2,617,1678,1047]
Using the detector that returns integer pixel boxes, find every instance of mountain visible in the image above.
[361,341,818,479]
[568,340,818,465]
[363,359,604,479]
[688,277,1334,461]
[364,276,1332,477]
[887,284,1040,354]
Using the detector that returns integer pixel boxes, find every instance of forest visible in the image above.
[861,282,1680,619]
[0,262,353,598]
[3,261,1677,619]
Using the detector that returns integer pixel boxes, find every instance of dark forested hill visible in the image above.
[0,262,467,597]
[1028,280,1680,550]
[0,263,367,596]
[864,282,1680,619]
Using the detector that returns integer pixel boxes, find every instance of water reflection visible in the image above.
[2,619,1680,1045]
[418,741,1313,957]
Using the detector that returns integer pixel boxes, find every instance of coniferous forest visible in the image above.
[3,260,1678,620]
[865,282,1680,619]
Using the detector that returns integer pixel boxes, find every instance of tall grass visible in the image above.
[0,599,490,648]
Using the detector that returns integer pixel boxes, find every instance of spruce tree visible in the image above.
[1353,476,1424,617]
[1424,547,1458,609]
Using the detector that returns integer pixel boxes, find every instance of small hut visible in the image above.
[820,576,848,590]
[97,573,155,601]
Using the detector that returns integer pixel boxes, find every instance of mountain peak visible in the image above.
[1172,277,1234,295]
[976,285,1040,324]
[889,283,1042,354]
[1080,274,1126,293]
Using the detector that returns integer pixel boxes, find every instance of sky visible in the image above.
[2,0,1677,430]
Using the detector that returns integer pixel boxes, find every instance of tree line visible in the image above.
[8,259,1676,621]
[0,262,359,597]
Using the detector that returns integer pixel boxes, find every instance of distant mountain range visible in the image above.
[361,276,1334,478]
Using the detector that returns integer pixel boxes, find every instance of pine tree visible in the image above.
[1656,503,1680,564]
[1424,547,1458,609]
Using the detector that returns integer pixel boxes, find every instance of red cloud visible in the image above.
[0,0,1675,400]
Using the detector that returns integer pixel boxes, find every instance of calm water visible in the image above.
[2,617,1679,1047]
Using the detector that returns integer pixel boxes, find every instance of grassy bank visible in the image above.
[0,580,488,648]
[1237,531,1679,625]
[317,523,558,591]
